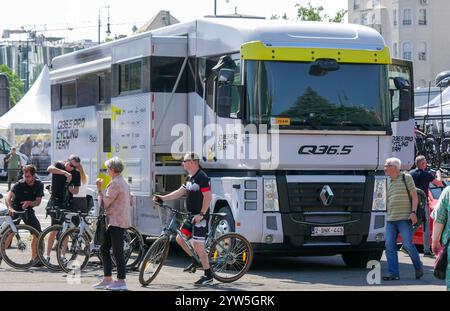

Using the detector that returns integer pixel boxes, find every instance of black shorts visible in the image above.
[180,217,208,243]
[13,209,42,233]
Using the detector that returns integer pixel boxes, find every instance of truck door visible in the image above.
[97,111,112,189]
[389,59,415,169]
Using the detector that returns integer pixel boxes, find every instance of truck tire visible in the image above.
[211,206,235,239]
[341,250,383,268]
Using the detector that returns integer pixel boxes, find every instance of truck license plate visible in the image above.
[312,226,344,236]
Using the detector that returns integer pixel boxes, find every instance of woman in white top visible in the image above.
[72,158,89,213]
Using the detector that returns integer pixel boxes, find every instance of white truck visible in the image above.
[49,17,415,267]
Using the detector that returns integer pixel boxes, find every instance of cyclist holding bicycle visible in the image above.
[5,165,44,263]
[154,152,213,285]
[45,155,81,263]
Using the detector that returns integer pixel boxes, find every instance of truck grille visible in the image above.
[287,183,366,213]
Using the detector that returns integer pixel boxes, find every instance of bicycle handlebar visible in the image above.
[153,201,191,217]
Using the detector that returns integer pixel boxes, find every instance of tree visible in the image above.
[272,2,347,23]
[270,13,288,20]
[0,64,24,107]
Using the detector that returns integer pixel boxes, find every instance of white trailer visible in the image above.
[50,18,415,267]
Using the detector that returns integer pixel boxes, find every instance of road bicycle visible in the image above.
[0,204,40,270]
[139,203,253,286]
[56,211,145,273]
[37,208,79,271]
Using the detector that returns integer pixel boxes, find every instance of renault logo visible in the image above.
[320,185,334,206]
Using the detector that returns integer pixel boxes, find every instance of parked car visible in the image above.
[411,180,449,247]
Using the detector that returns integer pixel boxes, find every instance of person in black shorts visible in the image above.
[154,152,213,285]
[45,155,81,263]
[5,165,44,262]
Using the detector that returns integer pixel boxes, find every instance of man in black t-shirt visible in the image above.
[44,155,81,263]
[47,155,81,220]
[5,165,44,262]
[409,155,444,257]
[154,152,213,285]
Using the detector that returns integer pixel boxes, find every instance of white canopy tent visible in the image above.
[0,66,51,145]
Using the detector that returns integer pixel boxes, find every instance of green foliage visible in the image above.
[272,2,347,23]
[329,9,348,23]
[270,13,288,20]
[0,64,24,107]
[296,2,324,21]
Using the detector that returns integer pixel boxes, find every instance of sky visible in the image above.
[0,0,347,43]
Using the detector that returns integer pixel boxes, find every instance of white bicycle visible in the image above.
[0,194,40,270]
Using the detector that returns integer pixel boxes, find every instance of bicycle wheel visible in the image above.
[124,227,145,270]
[138,235,170,286]
[0,224,40,270]
[208,233,253,283]
[37,225,64,271]
[56,227,91,273]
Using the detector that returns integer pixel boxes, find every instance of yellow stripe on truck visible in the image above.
[241,41,391,64]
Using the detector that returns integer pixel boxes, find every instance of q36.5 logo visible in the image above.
[298,145,354,155]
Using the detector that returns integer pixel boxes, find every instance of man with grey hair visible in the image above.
[154,152,213,285]
[409,155,443,257]
[383,157,423,281]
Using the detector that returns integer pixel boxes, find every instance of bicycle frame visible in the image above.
[74,215,97,251]
[161,207,219,263]
[0,212,25,237]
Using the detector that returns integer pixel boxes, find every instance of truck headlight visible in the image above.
[264,179,280,212]
[372,179,387,211]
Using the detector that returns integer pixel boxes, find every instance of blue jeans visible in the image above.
[385,220,423,277]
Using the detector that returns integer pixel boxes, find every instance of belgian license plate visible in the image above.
[312,226,344,237]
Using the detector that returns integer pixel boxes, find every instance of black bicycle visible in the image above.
[139,203,253,286]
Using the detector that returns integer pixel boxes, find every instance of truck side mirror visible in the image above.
[217,84,232,118]
[394,77,413,121]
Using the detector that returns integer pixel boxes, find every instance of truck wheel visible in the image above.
[341,250,383,268]
[212,206,235,239]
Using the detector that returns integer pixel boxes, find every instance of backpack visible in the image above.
[402,174,427,226]
[434,239,449,280]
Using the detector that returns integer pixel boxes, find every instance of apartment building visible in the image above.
[348,0,450,88]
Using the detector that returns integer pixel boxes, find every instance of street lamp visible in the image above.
[98,5,111,44]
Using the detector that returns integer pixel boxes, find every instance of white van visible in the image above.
[0,137,28,178]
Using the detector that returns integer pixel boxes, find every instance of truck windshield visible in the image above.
[245,60,390,130]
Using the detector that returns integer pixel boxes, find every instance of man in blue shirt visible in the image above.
[409,155,443,257]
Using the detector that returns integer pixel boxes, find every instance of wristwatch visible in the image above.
[199,212,205,217]
[410,211,416,214]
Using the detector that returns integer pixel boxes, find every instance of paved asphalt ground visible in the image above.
[0,182,447,291]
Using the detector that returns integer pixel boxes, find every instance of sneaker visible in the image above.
[415,268,424,279]
[59,257,68,266]
[183,261,202,273]
[34,260,45,268]
[382,275,400,281]
[93,279,113,290]
[106,281,128,291]
[194,275,213,286]
[45,256,51,264]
